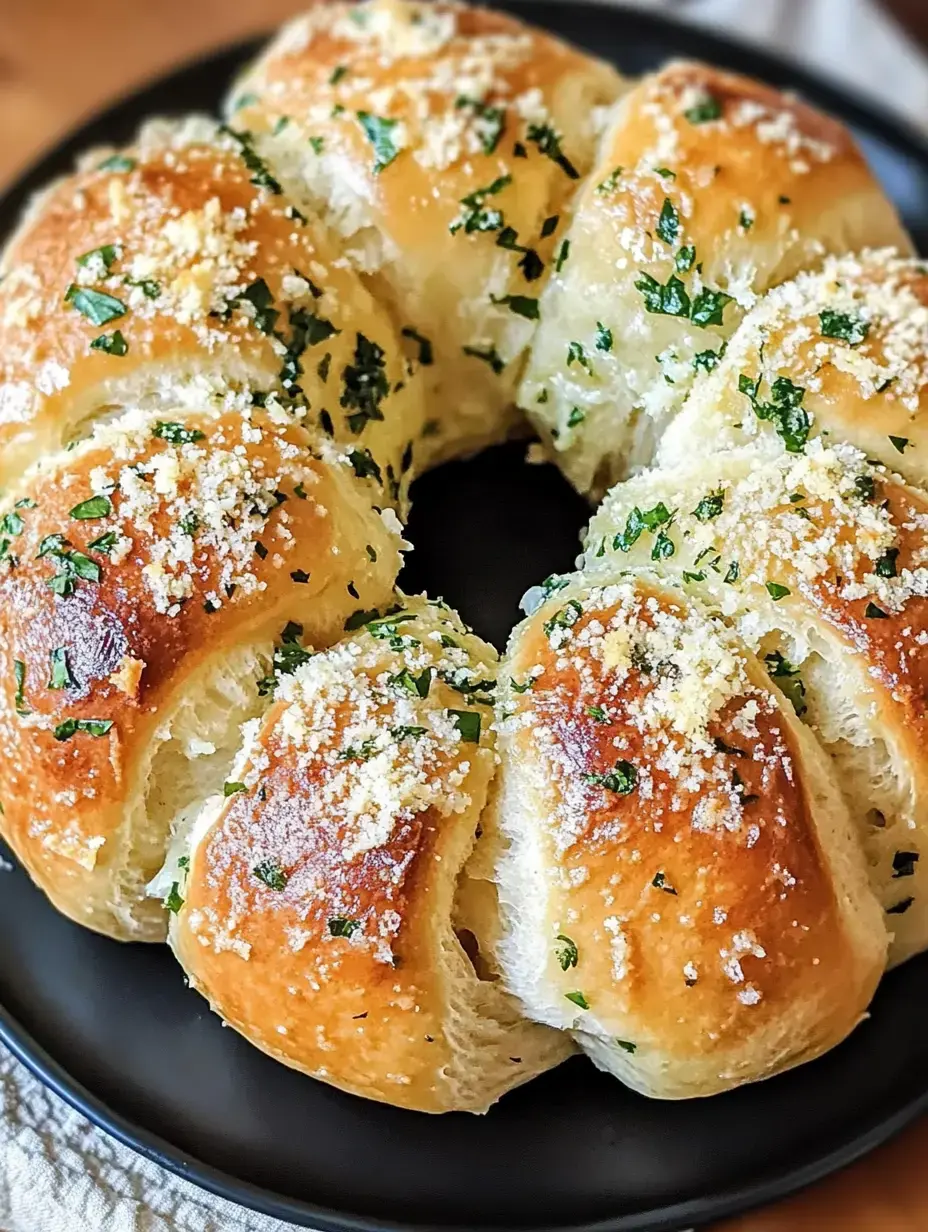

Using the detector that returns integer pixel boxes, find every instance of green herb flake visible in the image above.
[675,244,696,274]
[450,709,481,743]
[89,329,128,356]
[865,601,889,619]
[651,870,677,895]
[616,1039,637,1054]
[890,435,911,454]
[586,759,637,795]
[164,883,184,914]
[97,154,136,173]
[893,851,919,879]
[490,294,539,320]
[739,373,809,453]
[69,495,112,520]
[356,111,402,173]
[766,582,791,601]
[401,326,434,366]
[526,122,579,179]
[565,991,589,1010]
[253,860,289,891]
[53,718,113,741]
[764,651,806,716]
[555,239,571,273]
[595,322,613,353]
[454,95,507,154]
[153,421,205,445]
[223,781,248,797]
[462,344,505,374]
[555,934,578,970]
[875,547,900,578]
[328,917,361,938]
[13,660,29,716]
[656,198,680,246]
[48,647,76,691]
[693,347,722,373]
[449,174,511,235]
[64,285,127,327]
[820,310,870,347]
[684,95,723,124]
[692,489,724,521]
[567,407,585,428]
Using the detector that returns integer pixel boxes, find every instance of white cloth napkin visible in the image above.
[3,2,927,1230]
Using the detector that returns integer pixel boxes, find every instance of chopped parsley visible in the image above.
[739,373,809,453]
[586,704,607,721]
[97,153,136,173]
[567,407,585,428]
[635,272,690,318]
[42,539,101,597]
[53,717,113,741]
[341,333,389,433]
[684,94,723,124]
[349,448,382,483]
[651,870,677,895]
[616,1039,637,1054]
[567,341,593,375]
[48,647,76,691]
[675,244,696,273]
[328,917,361,938]
[401,326,433,366]
[820,310,870,347]
[565,991,589,1010]
[455,95,506,153]
[90,330,128,356]
[462,344,505,374]
[865,602,889,619]
[766,582,791,601]
[64,285,126,327]
[69,495,112,520]
[450,174,512,235]
[555,239,570,272]
[356,111,402,173]
[596,166,623,194]
[329,65,348,85]
[595,322,613,353]
[543,598,582,638]
[253,860,289,891]
[764,651,806,716]
[586,759,637,795]
[693,347,722,373]
[887,897,914,915]
[490,294,539,320]
[612,502,673,552]
[889,435,911,454]
[450,709,481,743]
[555,934,578,970]
[656,198,680,246]
[153,421,205,445]
[13,660,29,716]
[219,125,282,192]
[541,214,559,238]
[164,884,184,914]
[875,547,899,578]
[739,209,754,231]
[526,123,579,179]
[692,489,724,521]
[388,667,432,698]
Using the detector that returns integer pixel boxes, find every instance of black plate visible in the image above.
[2,5,928,1230]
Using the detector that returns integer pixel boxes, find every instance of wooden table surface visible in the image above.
[1,1,928,1228]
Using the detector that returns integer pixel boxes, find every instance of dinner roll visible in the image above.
[490,573,885,1097]
[0,115,426,504]
[660,249,928,486]
[227,0,625,467]
[583,445,928,965]
[0,407,403,940]
[518,62,912,496]
[159,595,572,1112]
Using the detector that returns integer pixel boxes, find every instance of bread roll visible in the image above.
[518,62,912,496]
[660,249,928,486]
[227,0,625,467]
[159,595,572,1112]
[0,407,403,940]
[583,445,928,964]
[0,116,426,503]
[491,572,885,1097]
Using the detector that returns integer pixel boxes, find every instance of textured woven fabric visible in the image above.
[2,2,926,1230]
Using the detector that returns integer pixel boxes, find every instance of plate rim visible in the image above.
[3,4,928,1229]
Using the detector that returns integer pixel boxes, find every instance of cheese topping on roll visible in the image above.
[163,595,571,1112]
[493,575,885,1098]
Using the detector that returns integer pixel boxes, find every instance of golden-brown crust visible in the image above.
[519,60,911,493]
[230,0,624,465]
[0,119,425,499]
[584,446,928,960]
[497,577,885,1094]
[0,409,403,938]
[661,251,928,486]
[169,598,506,1111]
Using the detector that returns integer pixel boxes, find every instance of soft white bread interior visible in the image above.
[227,0,626,467]
[490,572,886,1098]
[518,62,912,496]
[0,407,404,940]
[582,445,928,965]
[158,595,572,1113]
[659,249,928,486]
